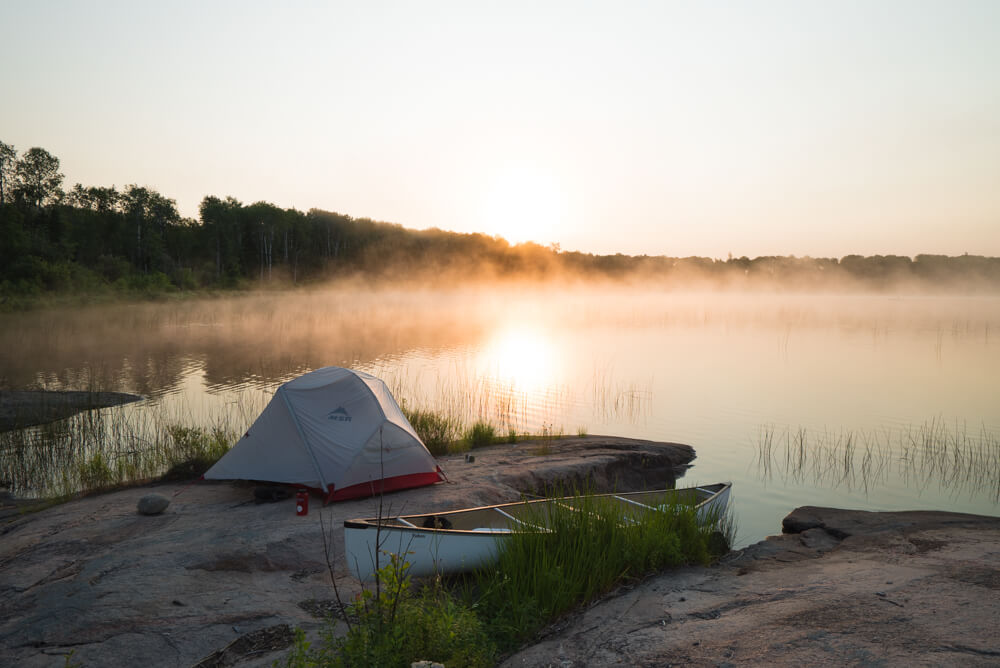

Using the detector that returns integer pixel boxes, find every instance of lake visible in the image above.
[2,286,998,545]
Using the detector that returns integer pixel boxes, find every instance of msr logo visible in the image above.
[327,406,352,422]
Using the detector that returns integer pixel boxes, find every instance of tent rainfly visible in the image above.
[204,366,443,502]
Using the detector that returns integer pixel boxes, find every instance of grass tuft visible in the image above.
[401,406,460,456]
[464,421,497,448]
[466,490,732,651]
[286,488,733,667]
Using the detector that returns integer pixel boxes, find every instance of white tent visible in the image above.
[204,366,443,501]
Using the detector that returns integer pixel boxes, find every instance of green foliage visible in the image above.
[283,490,730,666]
[532,423,563,455]
[13,146,63,207]
[116,270,175,295]
[464,421,497,448]
[77,452,115,490]
[469,492,731,652]
[163,425,232,478]
[287,553,495,668]
[4,140,1000,311]
[282,628,325,668]
[393,583,495,667]
[507,428,518,444]
[401,407,458,456]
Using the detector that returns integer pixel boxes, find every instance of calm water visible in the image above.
[2,287,998,545]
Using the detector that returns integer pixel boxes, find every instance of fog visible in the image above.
[2,282,997,400]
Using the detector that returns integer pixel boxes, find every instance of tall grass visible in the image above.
[0,403,238,498]
[467,491,732,651]
[3,385,576,500]
[288,489,733,667]
[371,360,647,443]
[463,421,497,448]
[287,553,496,668]
[755,420,1000,501]
[400,405,460,456]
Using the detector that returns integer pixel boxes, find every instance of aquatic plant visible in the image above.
[0,400,240,499]
[754,420,1000,501]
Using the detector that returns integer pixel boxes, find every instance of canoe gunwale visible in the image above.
[344,483,732,533]
[343,482,732,580]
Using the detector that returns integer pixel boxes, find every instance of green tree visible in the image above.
[13,147,64,207]
[67,184,122,213]
[0,140,16,205]
[121,185,180,273]
[199,195,244,281]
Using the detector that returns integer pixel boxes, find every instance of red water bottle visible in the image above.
[296,489,308,516]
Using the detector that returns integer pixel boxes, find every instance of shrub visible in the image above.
[401,407,458,456]
[285,490,733,665]
[469,491,733,651]
[286,553,495,668]
[163,425,231,478]
[464,421,496,448]
[77,452,115,490]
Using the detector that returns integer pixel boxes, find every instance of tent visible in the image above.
[204,366,443,501]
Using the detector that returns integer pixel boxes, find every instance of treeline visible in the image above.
[2,140,999,303]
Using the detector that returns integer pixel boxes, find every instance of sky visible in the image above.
[1,0,998,258]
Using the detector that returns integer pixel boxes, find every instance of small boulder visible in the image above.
[138,493,170,515]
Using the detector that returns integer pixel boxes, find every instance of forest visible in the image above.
[2,141,999,306]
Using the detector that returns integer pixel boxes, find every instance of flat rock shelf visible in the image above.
[2,436,997,667]
[0,436,693,667]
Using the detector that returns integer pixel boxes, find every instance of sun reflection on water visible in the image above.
[478,325,558,395]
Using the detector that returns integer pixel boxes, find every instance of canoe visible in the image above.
[344,482,731,581]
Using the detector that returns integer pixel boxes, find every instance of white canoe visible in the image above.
[344,482,731,581]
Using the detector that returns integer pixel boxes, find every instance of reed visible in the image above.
[3,386,576,501]
[372,359,648,442]
[466,489,734,651]
[754,420,999,501]
[399,404,460,456]
[0,401,240,499]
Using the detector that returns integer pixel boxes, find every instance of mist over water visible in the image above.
[2,285,998,544]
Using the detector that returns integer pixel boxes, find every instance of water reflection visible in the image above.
[1,288,998,533]
[480,326,556,395]
[0,290,492,395]
[754,421,1000,503]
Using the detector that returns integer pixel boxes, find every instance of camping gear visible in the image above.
[296,489,309,516]
[204,367,443,502]
[344,482,731,580]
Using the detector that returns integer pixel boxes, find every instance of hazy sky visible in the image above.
[2,1,998,258]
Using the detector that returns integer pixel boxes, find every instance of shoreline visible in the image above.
[2,439,998,666]
[505,506,1000,666]
[0,390,144,432]
[0,436,693,667]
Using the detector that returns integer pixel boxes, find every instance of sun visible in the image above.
[479,165,565,246]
